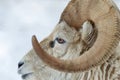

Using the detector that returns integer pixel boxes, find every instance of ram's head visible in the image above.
[18,20,98,80]
[18,0,120,80]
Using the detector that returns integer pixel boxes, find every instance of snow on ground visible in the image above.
[0,0,119,80]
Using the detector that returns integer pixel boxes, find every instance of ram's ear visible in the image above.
[81,21,93,40]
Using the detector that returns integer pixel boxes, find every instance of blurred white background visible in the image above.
[0,0,119,80]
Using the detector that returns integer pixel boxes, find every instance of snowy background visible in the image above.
[0,0,119,80]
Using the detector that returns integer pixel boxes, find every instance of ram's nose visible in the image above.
[18,61,24,69]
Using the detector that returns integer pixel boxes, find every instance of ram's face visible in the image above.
[18,21,94,80]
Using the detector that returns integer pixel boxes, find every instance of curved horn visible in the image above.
[32,0,120,72]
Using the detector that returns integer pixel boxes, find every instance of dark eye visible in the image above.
[56,38,66,44]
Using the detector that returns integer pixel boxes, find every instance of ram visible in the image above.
[18,0,120,80]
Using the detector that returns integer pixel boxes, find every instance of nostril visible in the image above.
[18,62,24,68]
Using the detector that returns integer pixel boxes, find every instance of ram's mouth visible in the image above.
[21,73,33,79]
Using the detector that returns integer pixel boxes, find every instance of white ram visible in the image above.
[18,0,120,80]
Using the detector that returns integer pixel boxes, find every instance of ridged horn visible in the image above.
[32,0,120,72]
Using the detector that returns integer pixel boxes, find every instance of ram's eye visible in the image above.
[56,38,66,44]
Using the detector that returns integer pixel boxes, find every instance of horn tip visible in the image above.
[32,35,36,39]
[32,35,37,42]
[32,35,38,46]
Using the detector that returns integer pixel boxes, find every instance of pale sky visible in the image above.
[0,0,119,80]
